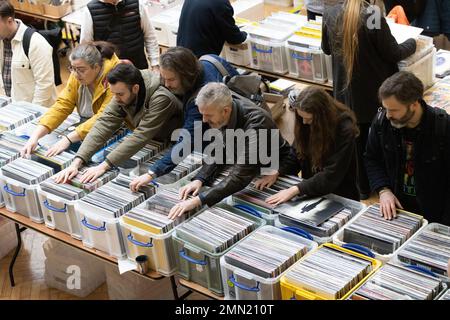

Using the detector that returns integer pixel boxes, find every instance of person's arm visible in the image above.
[216,1,247,45]
[79,7,94,43]
[140,1,160,68]
[278,146,303,177]
[295,119,356,197]
[28,35,56,107]
[321,10,331,55]
[38,74,78,133]
[75,101,126,164]
[373,15,416,64]
[149,100,202,177]
[105,93,179,167]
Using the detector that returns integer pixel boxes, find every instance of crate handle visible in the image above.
[81,218,106,232]
[291,52,313,61]
[252,45,273,54]
[405,264,436,278]
[150,180,159,187]
[228,275,260,292]
[127,233,153,248]
[342,243,375,258]
[43,200,67,213]
[233,204,262,218]
[178,249,207,265]
[280,226,314,241]
[3,185,25,197]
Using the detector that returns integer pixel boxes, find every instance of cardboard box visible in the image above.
[43,2,72,18]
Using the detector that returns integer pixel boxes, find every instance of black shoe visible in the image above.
[359,192,370,200]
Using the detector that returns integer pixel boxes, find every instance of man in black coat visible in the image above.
[176,0,247,57]
[365,71,450,225]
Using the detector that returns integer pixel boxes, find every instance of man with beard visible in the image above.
[130,47,238,192]
[54,63,182,184]
[365,71,450,225]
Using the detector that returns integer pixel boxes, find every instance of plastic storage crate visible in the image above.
[167,21,178,47]
[280,243,382,300]
[173,204,266,296]
[399,47,436,89]
[247,27,292,74]
[0,217,16,261]
[276,193,366,244]
[286,35,327,83]
[38,189,83,240]
[264,0,293,6]
[224,42,251,66]
[392,223,450,279]
[220,225,317,300]
[333,206,428,263]
[0,175,44,223]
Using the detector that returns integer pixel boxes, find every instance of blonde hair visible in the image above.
[341,0,366,88]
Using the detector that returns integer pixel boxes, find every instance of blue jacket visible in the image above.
[413,0,450,37]
[149,55,238,177]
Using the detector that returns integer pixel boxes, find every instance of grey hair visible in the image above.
[69,43,103,67]
[195,82,232,109]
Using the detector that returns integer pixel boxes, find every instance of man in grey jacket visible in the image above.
[168,82,290,219]
[54,63,182,184]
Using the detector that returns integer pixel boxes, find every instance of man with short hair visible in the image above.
[365,71,450,225]
[0,0,56,106]
[167,82,290,220]
[130,47,238,191]
[54,63,182,184]
[81,0,160,70]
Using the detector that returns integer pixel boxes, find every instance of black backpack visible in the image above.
[22,26,62,86]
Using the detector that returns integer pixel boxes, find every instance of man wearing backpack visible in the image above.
[130,47,239,191]
[365,71,450,225]
[0,1,56,107]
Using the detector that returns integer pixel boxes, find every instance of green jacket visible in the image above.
[76,70,182,167]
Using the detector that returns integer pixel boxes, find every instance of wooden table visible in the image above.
[0,208,184,300]
[178,279,224,300]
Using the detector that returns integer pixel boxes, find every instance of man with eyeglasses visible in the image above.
[0,1,56,106]
[54,63,182,184]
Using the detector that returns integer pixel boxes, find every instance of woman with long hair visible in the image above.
[322,0,416,199]
[21,41,120,157]
[254,86,360,204]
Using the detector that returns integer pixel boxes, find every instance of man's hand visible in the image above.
[168,197,201,220]
[53,158,83,184]
[265,186,300,206]
[254,172,279,190]
[79,162,110,184]
[130,173,154,192]
[179,180,203,200]
[379,188,403,220]
[45,137,71,157]
[21,138,39,158]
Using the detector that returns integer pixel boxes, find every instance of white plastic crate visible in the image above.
[150,13,178,46]
[0,174,44,223]
[224,42,251,66]
[167,21,178,47]
[233,0,265,21]
[332,207,428,263]
[119,218,177,276]
[221,225,317,300]
[264,0,293,7]
[76,201,126,259]
[0,218,16,261]
[247,27,292,74]
[275,193,366,244]
[286,35,327,83]
[399,48,436,89]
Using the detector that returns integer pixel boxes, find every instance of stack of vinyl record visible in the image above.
[105,139,166,169]
[0,144,20,167]
[51,113,81,137]
[39,168,119,201]
[278,197,354,238]
[175,205,258,253]
[211,166,233,187]
[32,147,74,173]
[90,128,131,163]
[223,226,311,278]
[0,133,27,153]
[0,102,45,131]
[78,174,152,218]
[0,95,11,108]
[282,245,374,299]
[1,158,54,185]
[439,289,450,300]
[145,152,204,185]
[396,224,450,276]
[353,263,443,300]
[342,205,423,255]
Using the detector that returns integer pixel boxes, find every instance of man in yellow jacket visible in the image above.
[21,42,120,157]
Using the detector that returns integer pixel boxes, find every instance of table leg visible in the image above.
[9,223,26,287]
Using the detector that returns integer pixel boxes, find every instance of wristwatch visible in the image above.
[147,170,155,179]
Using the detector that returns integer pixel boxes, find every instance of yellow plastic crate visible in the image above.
[280,243,382,300]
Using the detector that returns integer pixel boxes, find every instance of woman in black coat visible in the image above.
[254,86,360,203]
[322,0,416,198]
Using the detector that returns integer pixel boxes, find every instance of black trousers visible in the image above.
[357,123,371,195]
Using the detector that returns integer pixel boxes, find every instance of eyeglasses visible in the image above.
[68,66,88,75]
